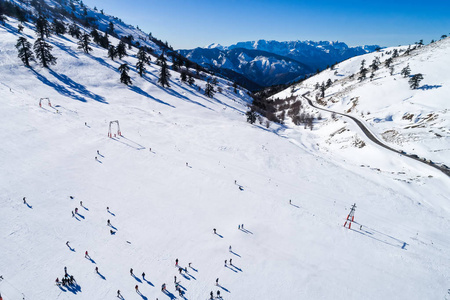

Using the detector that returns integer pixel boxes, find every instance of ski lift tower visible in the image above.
[343,203,357,229]
[39,98,52,107]
[108,120,122,137]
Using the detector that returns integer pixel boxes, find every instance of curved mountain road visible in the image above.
[302,93,450,177]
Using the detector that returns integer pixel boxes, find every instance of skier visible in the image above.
[161,283,166,292]
[107,219,111,226]
[188,262,192,268]
[75,207,78,214]
[117,290,121,298]
[289,199,291,204]
[107,206,109,211]
[142,272,145,279]
[80,201,83,206]
[70,196,74,199]
[95,267,98,273]
[216,278,219,286]
[217,290,221,297]
[72,211,74,217]
[234,180,237,184]
[238,224,240,229]
[230,258,232,265]
[130,268,134,276]
[66,241,70,247]
[179,267,182,274]
[224,260,227,266]
[85,122,87,126]
[229,245,232,252]
[213,228,216,234]
[95,156,97,160]
[184,266,188,273]
[174,276,177,283]
[64,266,68,275]
[135,285,139,293]
[85,251,89,258]
[175,258,179,266]
[23,197,26,204]
[186,162,188,167]
[55,277,60,286]
[69,275,74,284]
[110,229,115,235]
[241,224,244,229]
[210,291,214,299]
[97,150,99,155]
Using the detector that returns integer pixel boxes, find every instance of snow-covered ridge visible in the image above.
[274,38,450,167]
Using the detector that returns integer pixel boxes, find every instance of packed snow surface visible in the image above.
[1,17,450,300]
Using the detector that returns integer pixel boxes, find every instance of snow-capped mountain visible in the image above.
[0,1,449,300]
[179,40,380,89]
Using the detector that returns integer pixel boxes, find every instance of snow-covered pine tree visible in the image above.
[408,74,423,89]
[34,37,57,68]
[16,37,35,67]
[78,33,92,54]
[204,79,215,98]
[158,60,171,88]
[69,23,81,39]
[35,15,51,39]
[136,47,151,77]
[118,63,132,85]
[401,64,411,77]
[108,45,117,60]
[116,41,127,59]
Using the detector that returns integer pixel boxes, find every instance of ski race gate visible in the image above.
[39,98,52,107]
[108,120,122,137]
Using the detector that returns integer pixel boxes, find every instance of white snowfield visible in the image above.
[1,15,450,300]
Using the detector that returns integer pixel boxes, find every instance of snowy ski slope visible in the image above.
[1,12,450,300]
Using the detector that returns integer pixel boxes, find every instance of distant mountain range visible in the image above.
[179,40,380,91]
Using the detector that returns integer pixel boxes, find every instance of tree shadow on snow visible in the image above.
[128,85,175,108]
[48,69,107,104]
[418,84,442,90]
[52,41,79,59]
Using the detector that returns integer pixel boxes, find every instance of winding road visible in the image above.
[302,93,450,177]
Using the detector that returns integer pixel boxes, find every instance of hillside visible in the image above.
[1,3,450,300]
[274,38,450,168]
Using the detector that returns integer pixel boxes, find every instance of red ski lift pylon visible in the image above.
[108,120,122,137]
[39,98,52,107]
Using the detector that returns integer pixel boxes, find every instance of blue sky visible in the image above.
[83,0,450,49]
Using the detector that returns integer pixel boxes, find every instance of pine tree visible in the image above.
[392,49,399,58]
[78,33,92,54]
[158,60,171,88]
[188,74,195,85]
[100,32,109,49]
[180,71,187,83]
[156,52,166,66]
[108,45,117,60]
[233,82,238,94]
[0,3,6,25]
[326,78,332,88]
[408,74,423,89]
[384,57,393,68]
[116,41,127,59]
[34,38,57,68]
[359,68,368,81]
[53,19,66,35]
[204,79,215,98]
[108,21,115,35]
[246,110,257,124]
[16,37,35,67]
[370,57,380,71]
[401,64,411,77]
[320,82,326,97]
[90,29,101,45]
[118,63,132,85]
[69,23,81,39]
[35,15,51,38]
[135,47,151,77]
